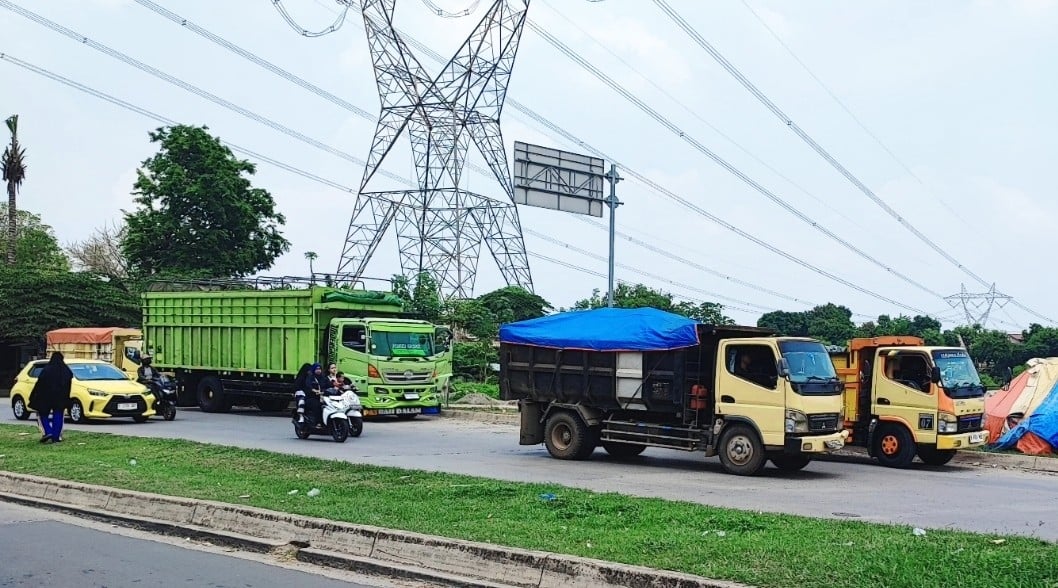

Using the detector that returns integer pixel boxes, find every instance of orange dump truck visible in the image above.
[45,327,144,379]
[830,336,989,467]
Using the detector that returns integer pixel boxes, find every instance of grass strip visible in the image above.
[0,423,1054,588]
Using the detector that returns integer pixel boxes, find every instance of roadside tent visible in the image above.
[985,357,1058,455]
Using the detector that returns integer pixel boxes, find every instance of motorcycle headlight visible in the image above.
[785,409,808,433]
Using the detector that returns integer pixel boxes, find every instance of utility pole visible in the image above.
[604,163,623,308]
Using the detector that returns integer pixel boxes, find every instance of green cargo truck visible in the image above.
[142,286,452,417]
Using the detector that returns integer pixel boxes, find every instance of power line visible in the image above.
[652,0,1054,325]
[0,50,758,320]
[127,0,932,315]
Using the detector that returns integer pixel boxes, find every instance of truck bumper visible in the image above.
[360,386,441,416]
[935,430,989,450]
[784,430,849,455]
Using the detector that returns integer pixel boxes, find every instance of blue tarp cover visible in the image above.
[994,378,1058,450]
[498,307,700,352]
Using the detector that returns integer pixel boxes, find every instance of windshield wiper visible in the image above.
[804,375,837,382]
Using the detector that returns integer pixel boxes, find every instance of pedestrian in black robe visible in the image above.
[28,352,73,444]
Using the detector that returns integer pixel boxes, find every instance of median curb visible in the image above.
[0,472,748,588]
[441,408,1058,474]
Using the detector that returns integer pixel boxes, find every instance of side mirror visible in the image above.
[930,366,941,384]
[776,357,790,378]
[1005,367,1013,383]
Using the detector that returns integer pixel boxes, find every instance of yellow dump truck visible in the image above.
[46,327,144,379]
[831,336,989,467]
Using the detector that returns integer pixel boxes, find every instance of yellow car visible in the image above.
[9,359,156,423]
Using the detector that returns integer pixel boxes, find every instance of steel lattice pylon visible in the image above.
[337,0,533,298]
[945,283,1012,327]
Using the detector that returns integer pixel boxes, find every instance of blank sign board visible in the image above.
[513,141,606,217]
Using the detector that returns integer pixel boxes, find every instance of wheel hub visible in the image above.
[727,435,754,465]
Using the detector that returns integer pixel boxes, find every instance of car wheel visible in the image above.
[68,400,87,424]
[11,396,30,421]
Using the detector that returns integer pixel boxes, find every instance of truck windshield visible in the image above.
[779,340,840,395]
[371,331,435,358]
[931,350,985,398]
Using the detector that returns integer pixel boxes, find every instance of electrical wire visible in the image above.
[272,0,350,37]
[124,0,932,315]
[652,0,1054,325]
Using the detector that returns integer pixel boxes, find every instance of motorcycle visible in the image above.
[144,374,178,421]
[292,387,364,443]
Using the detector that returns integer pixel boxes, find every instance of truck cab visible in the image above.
[329,317,452,418]
[832,336,989,467]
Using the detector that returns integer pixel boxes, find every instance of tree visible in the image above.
[391,272,443,322]
[121,125,290,278]
[304,251,318,275]
[674,301,735,325]
[573,283,733,324]
[475,286,551,325]
[0,205,69,272]
[66,221,128,279]
[2,114,27,266]
[0,268,140,345]
[757,310,809,337]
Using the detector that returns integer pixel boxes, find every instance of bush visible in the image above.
[449,382,500,403]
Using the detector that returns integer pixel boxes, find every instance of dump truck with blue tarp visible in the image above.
[498,307,848,476]
[141,284,452,417]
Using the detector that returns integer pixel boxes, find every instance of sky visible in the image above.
[3,0,1057,330]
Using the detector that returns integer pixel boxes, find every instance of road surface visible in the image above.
[0,500,440,588]
[4,408,1055,540]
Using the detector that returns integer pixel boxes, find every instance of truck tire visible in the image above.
[602,441,646,459]
[197,377,232,413]
[543,411,595,460]
[717,424,766,476]
[770,454,811,472]
[872,423,916,468]
[916,444,956,466]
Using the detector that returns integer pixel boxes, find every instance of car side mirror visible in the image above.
[930,366,941,384]
[776,357,790,378]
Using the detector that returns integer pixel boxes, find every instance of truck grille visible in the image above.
[957,415,982,432]
[808,413,840,432]
[383,370,433,384]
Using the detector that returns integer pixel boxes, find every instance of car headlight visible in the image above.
[938,412,958,433]
[87,389,108,398]
[785,409,808,433]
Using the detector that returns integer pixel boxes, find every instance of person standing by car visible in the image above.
[28,352,73,444]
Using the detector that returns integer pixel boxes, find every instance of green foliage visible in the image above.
[475,286,551,324]
[452,341,497,382]
[573,283,734,324]
[121,125,290,278]
[0,205,68,272]
[447,299,498,340]
[0,269,141,344]
[391,272,444,323]
[449,381,500,402]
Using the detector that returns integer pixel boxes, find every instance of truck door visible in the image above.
[873,350,938,444]
[716,340,785,446]
[333,321,370,389]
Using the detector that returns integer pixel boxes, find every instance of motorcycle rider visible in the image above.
[137,354,161,383]
[300,363,327,426]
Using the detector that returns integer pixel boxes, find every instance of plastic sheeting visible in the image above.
[498,307,700,352]
[46,327,138,345]
[994,377,1058,455]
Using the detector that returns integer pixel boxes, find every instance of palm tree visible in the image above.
[304,250,318,276]
[2,115,27,266]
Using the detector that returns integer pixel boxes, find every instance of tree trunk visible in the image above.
[6,180,15,266]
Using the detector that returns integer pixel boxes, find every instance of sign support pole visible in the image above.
[604,164,623,308]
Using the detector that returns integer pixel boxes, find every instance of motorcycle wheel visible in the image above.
[294,421,311,439]
[330,418,349,443]
[349,416,364,438]
[162,403,177,421]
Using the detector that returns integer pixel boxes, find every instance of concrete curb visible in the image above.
[0,472,748,588]
[440,408,1058,474]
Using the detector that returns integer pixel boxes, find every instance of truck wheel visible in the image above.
[717,424,766,476]
[197,377,232,413]
[602,441,646,459]
[770,454,811,472]
[873,423,916,468]
[917,445,956,466]
[544,411,594,460]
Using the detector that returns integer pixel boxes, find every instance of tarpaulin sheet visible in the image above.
[46,327,137,345]
[498,307,700,352]
[994,378,1058,453]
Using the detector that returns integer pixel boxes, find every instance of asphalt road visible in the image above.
[4,408,1056,541]
[0,500,438,588]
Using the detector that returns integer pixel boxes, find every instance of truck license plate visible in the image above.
[117,402,137,411]
[969,431,986,444]
[366,407,422,416]
[403,393,420,400]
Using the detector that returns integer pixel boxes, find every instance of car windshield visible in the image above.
[370,330,435,358]
[931,350,984,397]
[70,363,129,381]
[779,340,839,383]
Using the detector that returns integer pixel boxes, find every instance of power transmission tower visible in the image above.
[337,0,534,299]
[945,283,1012,327]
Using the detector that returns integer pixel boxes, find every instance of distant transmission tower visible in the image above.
[337,0,534,298]
[945,283,1012,327]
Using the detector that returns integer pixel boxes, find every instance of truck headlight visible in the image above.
[785,409,808,433]
[938,412,958,434]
